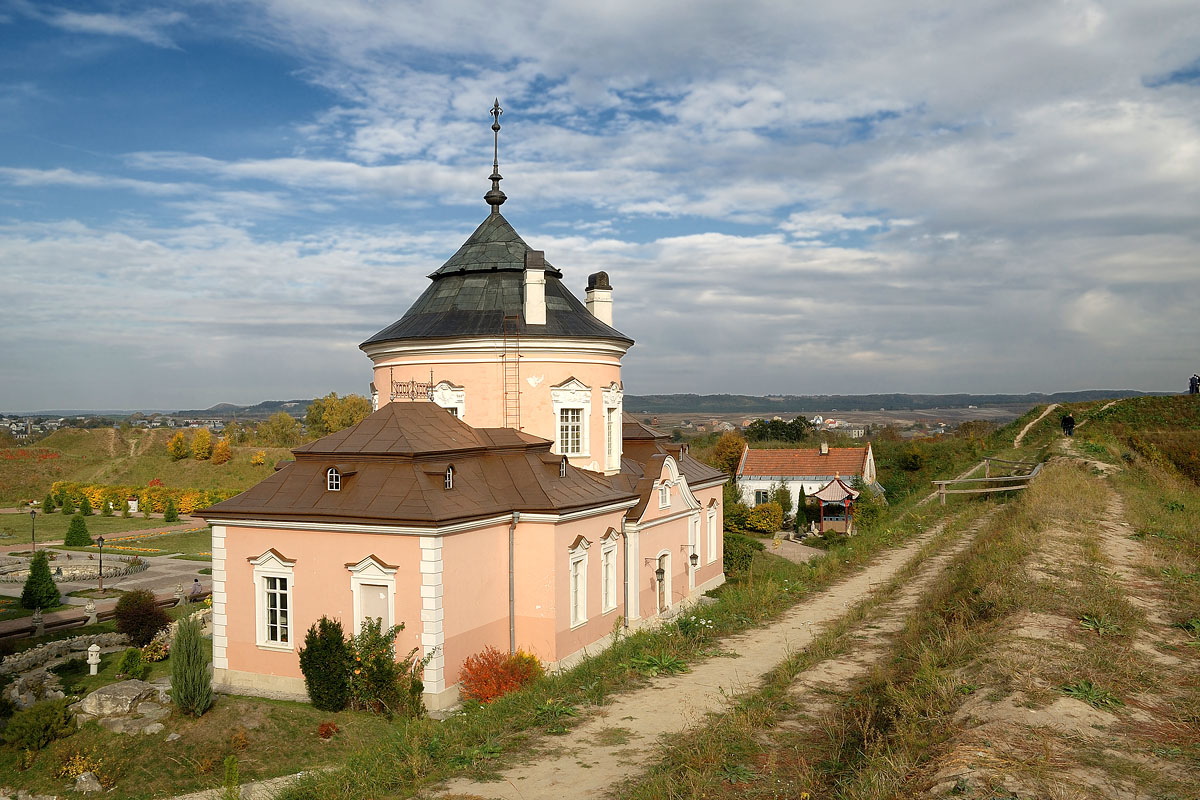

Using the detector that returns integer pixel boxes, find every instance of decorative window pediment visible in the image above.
[430,381,466,418]
[248,548,295,569]
[568,534,591,554]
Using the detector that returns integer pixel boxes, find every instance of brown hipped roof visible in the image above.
[615,414,727,520]
[737,446,869,479]
[199,402,635,527]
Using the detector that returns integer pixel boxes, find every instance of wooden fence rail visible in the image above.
[932,459,1043,505]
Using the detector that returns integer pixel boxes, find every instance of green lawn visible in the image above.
[0,514,166,545]
[53,525,212,558]
[0,594,71,622]
[51,637,212,696]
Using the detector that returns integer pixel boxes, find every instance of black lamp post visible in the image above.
[29,506,36,553]
[96,536,105,594]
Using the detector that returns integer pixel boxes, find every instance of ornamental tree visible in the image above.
[20,551,60,610]
[171,615,214,716]
[211,438,232,465]
[167,431,190,461]
[63,514,92,546]
[192,428,213,460]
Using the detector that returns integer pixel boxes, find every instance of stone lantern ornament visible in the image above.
[87,643,101,676]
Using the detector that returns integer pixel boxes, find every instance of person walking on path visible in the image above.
[1061,411,1076,437]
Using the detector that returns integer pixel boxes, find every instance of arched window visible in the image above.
[444,465,454,490]
[327,467,341,491]
[559,457,568,478]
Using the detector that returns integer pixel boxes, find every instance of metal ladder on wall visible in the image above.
[502,315,521,429]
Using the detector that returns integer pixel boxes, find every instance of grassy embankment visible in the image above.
[619,397,1200,798]
[0,427,290,506]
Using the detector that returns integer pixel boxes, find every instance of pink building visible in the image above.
[199,112,726,709]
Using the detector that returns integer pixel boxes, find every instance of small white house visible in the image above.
[735,443,879,510]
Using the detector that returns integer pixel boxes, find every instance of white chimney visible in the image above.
[523,250,546,326]
[585,271,613,326]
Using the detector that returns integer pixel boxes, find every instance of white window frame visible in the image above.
[658,484,670,509]
[601,533,618,614]
[602,382,623,472]
[568,537,590,628]
[347,555,398,636]
[559,408,584,455]
[444,465,454,490]
[551,378,592,458]
[707,507,718,565]
[754,489,770,505]
[327,467,341,491]
[250,550,295,651]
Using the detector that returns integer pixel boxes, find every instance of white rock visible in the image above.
[74,772,103,794]
[79,680,154,716]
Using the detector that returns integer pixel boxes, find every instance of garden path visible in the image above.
[427,512,977,800]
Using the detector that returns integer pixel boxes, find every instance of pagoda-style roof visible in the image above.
[199,402,635,528]
[360,213,632,348]
[811,476,860,503]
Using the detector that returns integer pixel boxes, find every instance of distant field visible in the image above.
[0,427,290,504]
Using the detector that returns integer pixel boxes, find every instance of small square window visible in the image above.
[754,490,770,505]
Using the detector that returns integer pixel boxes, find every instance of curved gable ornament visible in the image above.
[568,534,592,554]
[659,456,702,511]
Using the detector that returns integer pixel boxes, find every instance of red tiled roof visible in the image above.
[737,447,868,478]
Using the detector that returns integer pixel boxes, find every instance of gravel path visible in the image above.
[427,517,972,800]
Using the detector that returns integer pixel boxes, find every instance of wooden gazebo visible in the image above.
[812,475,860,534]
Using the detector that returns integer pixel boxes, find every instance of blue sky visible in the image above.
[2,0,1199,411]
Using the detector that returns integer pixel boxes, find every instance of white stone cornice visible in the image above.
[363,336,631,363]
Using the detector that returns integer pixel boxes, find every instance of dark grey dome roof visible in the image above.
[360,213,633,348]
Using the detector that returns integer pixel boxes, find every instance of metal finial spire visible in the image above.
[485,98,506,214]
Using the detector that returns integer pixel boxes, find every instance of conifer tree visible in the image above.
[164,498,179,523]
[298,616,351,711]
[41,494,55,514]
[63,514,92,546]
[60,495,75,514]
[101,499,113,517]
[79,495,93,516]
[20,551,60,609]
[171,615,214,716]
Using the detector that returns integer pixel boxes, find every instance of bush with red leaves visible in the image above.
[457,646,544,703]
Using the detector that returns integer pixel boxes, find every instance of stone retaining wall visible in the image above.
[0,632,130,677]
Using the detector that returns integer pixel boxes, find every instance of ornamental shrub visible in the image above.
[100,499,113,517]
[60,495,75,515]
[141,629,171,662]
[167,431,190,461]
[744,501,783,533]
[171,615,214,716]
[458,645,544,704]
[115,648,150,680]
[78,495,93,517]
[41,494,55,514]
[3,699,74,751]
[63,514,91,547]
[211,439,232,465]
[250,450,266,466]
[723,532,764,575]
[298,616,351,712]
[114,589,170,646]
[192,428,213,461]
[163,498,179,523]
[348,618,427,718]
[21,551,60,610]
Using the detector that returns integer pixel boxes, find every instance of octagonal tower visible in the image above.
[359,102,632,474]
